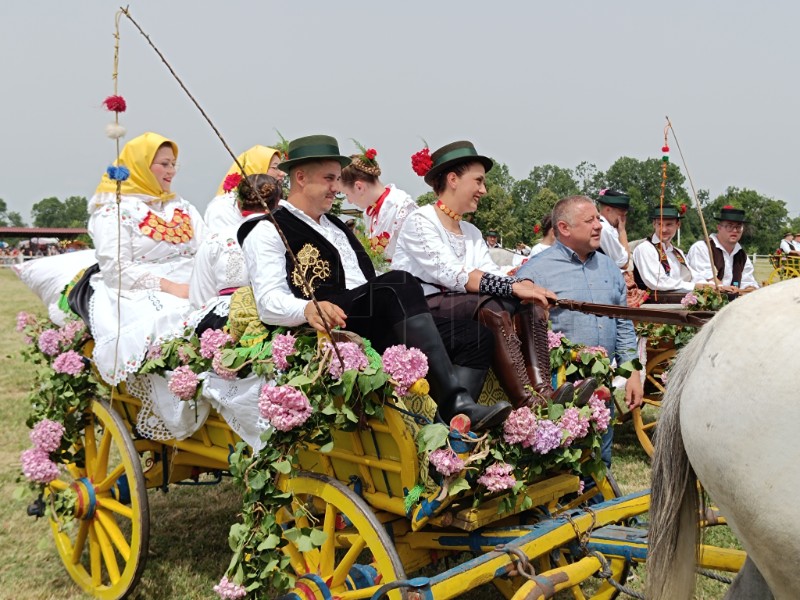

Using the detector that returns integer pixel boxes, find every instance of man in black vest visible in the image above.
[239,135,512,431]
[686,206,759,292]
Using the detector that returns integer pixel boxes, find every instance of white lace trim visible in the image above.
[131,272,162,291]
[128,374,175,441]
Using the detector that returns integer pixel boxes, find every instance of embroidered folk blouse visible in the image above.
[189,226,249,310]
[392,204,506,296]
[363,184,417,259]
[242,200,368,327]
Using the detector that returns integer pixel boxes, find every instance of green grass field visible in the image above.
[0,267,744,600]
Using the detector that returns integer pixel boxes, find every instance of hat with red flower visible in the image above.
[349,139,381,177]
[413,140,493,186]
[715,205,748,223]
[596,188,631,210]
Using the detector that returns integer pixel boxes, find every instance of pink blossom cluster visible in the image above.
[53,350,85,376]
[20,448,59,484]
[581,345,608,358]
[38,328,64,356]
[177,346,192,365]
[200,328,232,359]
[560,407,590,446]
[530,419,562,454]
[30,419,65,453]
[381,344,429,395]
[502,407,538,446]
[547,330,565,350]
[477,462,516,493]
[429,448,465,477]
[213,576,247,599]
[681,292,699,307]
[61,320,86,345]
[258,384,313,431]
[588,395,611,432]
[324,341,368,379]
[271,333,297,371]
[16,311,36,332]
[146,344,163,360]
[168,365,199,400]
[212,352,238,380]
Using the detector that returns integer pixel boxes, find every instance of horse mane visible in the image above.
[647,317,718,600]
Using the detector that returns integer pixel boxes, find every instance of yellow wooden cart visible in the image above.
[40,354,743,600]
[765,254,800,285]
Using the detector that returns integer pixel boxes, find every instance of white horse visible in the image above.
[647,279,800,600]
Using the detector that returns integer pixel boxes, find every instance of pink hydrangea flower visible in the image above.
[169,365,199,400]
[52,350,85,376]
[531,419,562,454]
[681,292,699,307]
[38,328,63,356]
[16,311,36,332]
[258,384,313,432]
[477,462,516,493]
[145,344,163,360]
[382,345,429,395]
[61,320,86,345]
[212,352,238,381]
[200,328,232,359]
[588,394,612,432]
[30,419,65,453]
[177,346,192,365]
[503,407,537,446]
[213,575,247,599]
[324,341,368,379]
[560,407,591,445]
[582,345,608,358]
[547,330,565,350]
[429,448,465,477]
[271,333,297,371]
[21,448,60,484]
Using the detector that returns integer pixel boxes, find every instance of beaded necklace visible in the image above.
[436,199,462,222]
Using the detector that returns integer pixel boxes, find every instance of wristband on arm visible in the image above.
[479,272,520,298]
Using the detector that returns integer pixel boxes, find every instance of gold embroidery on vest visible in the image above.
[291,244,331,298]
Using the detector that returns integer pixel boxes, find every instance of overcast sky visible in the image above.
[2,1,799,221]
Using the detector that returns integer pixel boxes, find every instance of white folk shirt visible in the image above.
[686,234,759,289]
[599,216,629,268]
[242,200,368,327]
[632,234,700,293]
[189,224,250,310]
[393,204,506,296]
[362,184,417,260]
[204,192,243,235]
[793,240,800,252]
[529,242,552,257]
[780,239,794,253]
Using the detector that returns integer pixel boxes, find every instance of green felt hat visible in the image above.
[649,204,684,220]
[596,189,631,209]
[424,140,493,186]
[715,206,748,223]
[278,134,352,172]
[486,230,499,237]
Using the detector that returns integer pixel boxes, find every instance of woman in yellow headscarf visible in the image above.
[203,145,284,234]
[87,132,206,385]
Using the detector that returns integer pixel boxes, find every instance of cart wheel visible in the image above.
[632,348,675,457]
[279,472,407,600]
[766,266,800,285]
[46,399,149,600]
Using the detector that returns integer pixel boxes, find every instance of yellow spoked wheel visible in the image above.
[766,265,800,285]
[277,473,407,600]
[46,399,149,600]
[632,348,675,457]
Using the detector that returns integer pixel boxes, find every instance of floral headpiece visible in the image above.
[411,142,433,177]
[222,172,243,194]
[533,223,541,234]
[274,129,290,161]
[679,203,688,215]
[350,139,381,177]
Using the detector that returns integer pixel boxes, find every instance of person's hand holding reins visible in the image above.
[304,300,347,332]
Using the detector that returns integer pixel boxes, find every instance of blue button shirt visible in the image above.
[516,240,638,364]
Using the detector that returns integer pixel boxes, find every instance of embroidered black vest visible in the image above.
[633,239,689,290]
[711,244,747,286]
[238,208,376,301]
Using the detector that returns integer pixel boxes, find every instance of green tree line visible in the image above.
[420,156,798,255]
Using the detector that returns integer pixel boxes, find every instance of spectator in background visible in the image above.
[485,230,501,248]
[530,214,555,257]
[779,232,797,255]
[793,231,800,252]
[596,189,631,269]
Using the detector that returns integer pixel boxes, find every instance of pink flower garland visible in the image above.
[382,344,429,395]
[429,448,465,477]
[258,384,312,432]
[169,365,199,400]
[324,341,368,379]
[588,395,611,432]
[271,333,297,371]
[200,328,232,359]
[30,419,65,453]
[502,407,537,446]
[560,407,590,446]
[213,576,247,599]
[547,330,565,350]
[477,462,516,493]
[52,350,85,376]
[21,448,59,484]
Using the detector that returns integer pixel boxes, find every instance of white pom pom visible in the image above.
[105,122,127,140]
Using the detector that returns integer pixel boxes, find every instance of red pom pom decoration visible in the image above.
[411,146,433,177]
[533,224,541,234]
[723,204,735,210]
[661,145,670,153]
[222,172,243,193]
[365,148,377,161]
[679,203,688,215]
[103,95,127,113]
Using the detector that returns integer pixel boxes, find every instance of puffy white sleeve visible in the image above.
[380,193,418,260]
[740,257,759,289]
[89,205,160,291]
[632,242,695,293]
[395,211,470,292]
[242,221,309,326]
[189,238,223,309]
[686,241,713,282]
[599,223,629,268]
[780,240,793,253]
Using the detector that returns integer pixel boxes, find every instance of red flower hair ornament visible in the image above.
[533,223,541,234]
[411,145,433,177]
[222,172,243,193]
[679,203,688,215]
[723,204,735,210]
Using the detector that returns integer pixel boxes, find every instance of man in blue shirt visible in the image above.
[517,196,642,469]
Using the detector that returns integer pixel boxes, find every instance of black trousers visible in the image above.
[327,271,493,369]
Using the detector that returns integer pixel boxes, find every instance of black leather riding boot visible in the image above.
[452,365,489,403]
[393,313,511,431]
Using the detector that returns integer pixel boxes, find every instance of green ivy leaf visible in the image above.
[257,533,281,551]
[309,528,327,547]
[273,460,292,474]
[416,423,449,453]
[448,477,471,496]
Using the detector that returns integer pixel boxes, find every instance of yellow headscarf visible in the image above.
[215,145,281,196]
[95,132,179,201]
